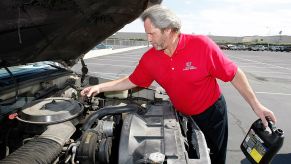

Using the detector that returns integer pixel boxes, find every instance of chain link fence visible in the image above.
[101,38,149,49]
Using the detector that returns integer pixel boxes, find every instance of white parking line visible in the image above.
[240,66,278,68]
[90,72,129,76]
[89,72,129,80]
[247,71,291,74]
[231,56,291,71]
[256,92,291,96]
[91,58,138,62]
[86,63,135,68]
[106,55,141,59]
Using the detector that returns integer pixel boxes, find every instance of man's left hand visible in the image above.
[253,103,277,127]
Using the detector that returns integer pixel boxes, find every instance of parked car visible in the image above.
[218,44,229,50]
[250,45,266,51]
[0,0,210,164]
[269,46,282,51]
[236,45,248,51]
[93,43,113,50]
[282,46,291,52]
[227,44,238,50]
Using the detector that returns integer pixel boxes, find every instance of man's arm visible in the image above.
[81,76,137,97]
[231,68,277,127]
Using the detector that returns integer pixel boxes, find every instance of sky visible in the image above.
[119,0,291,36]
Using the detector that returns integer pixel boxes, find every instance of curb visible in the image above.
[84,46,148,59]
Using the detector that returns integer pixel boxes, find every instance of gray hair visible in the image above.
[141,5,181,32]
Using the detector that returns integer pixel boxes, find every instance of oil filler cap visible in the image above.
[149,152,165,163]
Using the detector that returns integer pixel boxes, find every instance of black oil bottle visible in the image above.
[240,119,284,164]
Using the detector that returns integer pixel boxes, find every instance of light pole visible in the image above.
[279,30,282,44]
[266,26,270,49]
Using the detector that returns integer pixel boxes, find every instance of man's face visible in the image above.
[144,18,168,51]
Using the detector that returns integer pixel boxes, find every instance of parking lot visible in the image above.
[222,50,291,163]
[73,48,291,163]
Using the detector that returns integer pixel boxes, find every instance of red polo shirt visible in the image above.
[129,34,237,115]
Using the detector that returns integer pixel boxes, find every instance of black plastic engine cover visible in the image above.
[118,102,211,164]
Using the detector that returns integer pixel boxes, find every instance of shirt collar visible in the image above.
[175,33,186,52]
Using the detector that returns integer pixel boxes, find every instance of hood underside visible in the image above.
[0,0,161,67]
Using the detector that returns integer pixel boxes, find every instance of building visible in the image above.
[107,32,291,45]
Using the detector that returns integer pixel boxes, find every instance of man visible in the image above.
[81,5,276,164]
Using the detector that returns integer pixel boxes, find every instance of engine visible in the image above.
[0,72,210,164]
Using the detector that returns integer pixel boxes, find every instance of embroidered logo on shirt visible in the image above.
[183,62,196,71]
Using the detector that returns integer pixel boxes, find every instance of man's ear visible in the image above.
[164,28,172,34]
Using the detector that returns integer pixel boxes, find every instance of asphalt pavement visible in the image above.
[72,48,291,164]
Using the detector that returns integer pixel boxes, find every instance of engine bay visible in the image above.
[0,64,210,164]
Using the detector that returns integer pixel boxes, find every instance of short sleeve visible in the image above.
[129,56,154,88]
[206,37,238,82]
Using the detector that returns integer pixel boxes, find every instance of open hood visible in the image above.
[0,0,161,67]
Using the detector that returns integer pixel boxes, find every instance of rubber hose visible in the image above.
[82,104,142,131]
[0,138,62,164]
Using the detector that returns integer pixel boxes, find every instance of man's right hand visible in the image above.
[80,85,100,97]
[80,76,137,97]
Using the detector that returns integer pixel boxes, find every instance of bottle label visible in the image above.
[242,129,268,163]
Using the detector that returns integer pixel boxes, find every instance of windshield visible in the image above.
[0,62,62,88]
